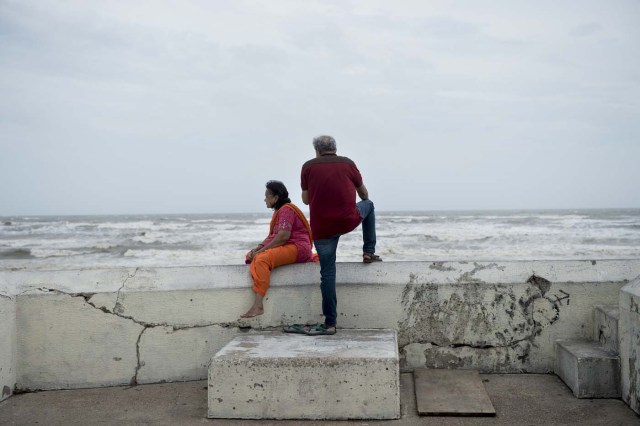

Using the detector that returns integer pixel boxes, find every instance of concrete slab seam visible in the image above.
[28,287,239,330]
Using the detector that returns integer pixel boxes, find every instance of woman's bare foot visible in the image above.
[240,305,264,318]
[241,294,264,318]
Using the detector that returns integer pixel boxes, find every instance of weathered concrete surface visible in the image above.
[4,260,640,295]
[555,340,620,398]
[2,374,639,425]
[137,324,245,384]
[595,304,619,353]
[400,280,601,372]
[0,292,15,402]
[4,260,640,391]
[413,369,495,416]
[620,275,640,415]
[208,330,400,419]
[16,292,143,390]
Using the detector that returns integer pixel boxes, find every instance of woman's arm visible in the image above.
[254,229,291,254]
[247,228,292,261]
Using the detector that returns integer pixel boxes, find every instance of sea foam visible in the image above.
[1,210,639,271]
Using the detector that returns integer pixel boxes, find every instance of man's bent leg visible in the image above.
[313,236,340,326]
[356,199,376,254]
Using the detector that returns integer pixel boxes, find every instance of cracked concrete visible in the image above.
[5,261,640,394]
[114,267,138,315]
[131,327,147,386]
[13,287,281,390]
[16,292,143,391]
[72,286,306,385]
[137,324,245,384]
[397,274,622,373]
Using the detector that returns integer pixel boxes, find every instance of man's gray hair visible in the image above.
[313,135,337,153]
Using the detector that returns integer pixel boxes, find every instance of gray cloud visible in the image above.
[1,0,639,215]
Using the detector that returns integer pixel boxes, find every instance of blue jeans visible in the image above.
[357,199,376,254]
[314,199,376,326]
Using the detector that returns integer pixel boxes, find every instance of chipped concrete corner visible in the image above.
[2,260,640,395]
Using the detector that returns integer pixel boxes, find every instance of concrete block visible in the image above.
[594,304,619,353]
[208,329,400,420]
[0,294,16,402]
[619,276,640,415]
[555,340,620,398]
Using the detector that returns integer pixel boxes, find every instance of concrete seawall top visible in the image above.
[2,259,640,296]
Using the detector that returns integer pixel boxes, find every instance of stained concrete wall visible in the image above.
[0,286,16,402]
[2,260,640,392]
[619,275,640,415]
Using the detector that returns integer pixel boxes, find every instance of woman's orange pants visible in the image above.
[250,244,298,297]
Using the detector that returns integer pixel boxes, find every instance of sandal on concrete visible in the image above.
[283,324,308,334]
[306,324,336,336]
[363,252,382,263]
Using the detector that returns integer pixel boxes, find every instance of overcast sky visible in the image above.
[1,0,639,215]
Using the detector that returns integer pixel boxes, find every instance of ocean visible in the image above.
[1,209,639,271]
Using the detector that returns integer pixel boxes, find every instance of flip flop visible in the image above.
[306,324,336,336]
[283,324,308,334]
[363,252,382,263]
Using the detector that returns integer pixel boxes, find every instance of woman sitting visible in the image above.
[241,180,314,318]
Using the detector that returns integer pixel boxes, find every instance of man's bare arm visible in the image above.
[356,184,369,201]
[301,190,309,205]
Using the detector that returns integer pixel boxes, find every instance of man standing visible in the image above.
[300,135,381,335]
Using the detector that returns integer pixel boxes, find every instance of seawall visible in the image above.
[1,260,639,406]
[0,286,15,402]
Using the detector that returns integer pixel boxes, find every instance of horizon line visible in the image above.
[2,206,640,218]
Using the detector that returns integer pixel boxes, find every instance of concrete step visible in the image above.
[207,329,400,420]
[594,304,619,353]
[554,340,620,398]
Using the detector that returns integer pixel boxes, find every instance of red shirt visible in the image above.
[301,154,363,240]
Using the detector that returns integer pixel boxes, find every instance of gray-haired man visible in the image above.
[300,135,381,335]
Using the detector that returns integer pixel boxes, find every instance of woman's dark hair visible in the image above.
[266,180,291,210]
